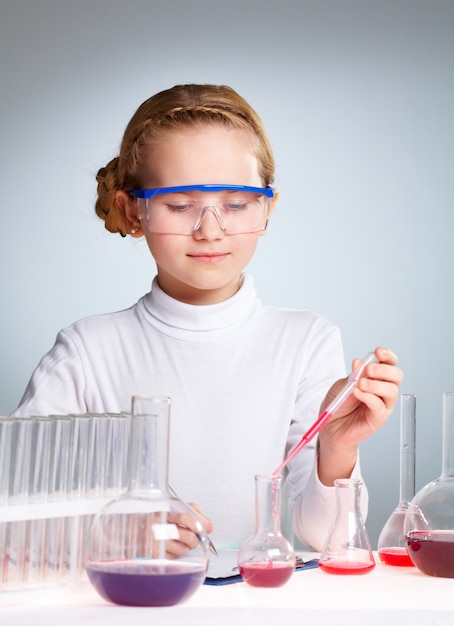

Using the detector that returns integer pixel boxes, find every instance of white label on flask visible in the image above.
[152,523,180,540]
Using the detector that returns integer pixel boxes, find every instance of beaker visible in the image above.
[377,394,416,566]
[238,474,295,587]
[85,395,209,606]
[404,392,454,577]
[319,478,375,575]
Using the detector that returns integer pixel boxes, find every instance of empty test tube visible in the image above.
[6,418,33,587]
[0,418,14,584]
[27,417,53,586]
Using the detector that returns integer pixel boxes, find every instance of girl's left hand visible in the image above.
[319,346,403,449]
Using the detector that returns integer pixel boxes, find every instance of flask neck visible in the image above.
[127,398,171,495]
[441,393,454,478]
[254,474,282,535]
[399,394,416,504]
[334,478,363,520]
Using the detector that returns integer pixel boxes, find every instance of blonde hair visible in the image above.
[95,84,275,236]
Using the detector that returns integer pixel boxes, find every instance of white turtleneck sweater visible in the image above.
[11,273,367,550]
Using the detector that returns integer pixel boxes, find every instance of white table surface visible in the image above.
[1,553,453,626]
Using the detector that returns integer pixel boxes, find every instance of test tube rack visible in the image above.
[0,413,131,591]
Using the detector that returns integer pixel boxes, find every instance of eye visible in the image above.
[164,202,196,213]
[224,201,248,212]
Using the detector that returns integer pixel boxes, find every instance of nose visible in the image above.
[192,206,226,239]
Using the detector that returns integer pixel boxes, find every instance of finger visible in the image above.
[374,346,399,366]
[356,378,400,411]
[188,502,214,534]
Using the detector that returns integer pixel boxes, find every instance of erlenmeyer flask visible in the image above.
[377,394,416,566]
[238,474,295,587]
[85,395,209,606]
[319,478,375,575]
[404,392,454,577]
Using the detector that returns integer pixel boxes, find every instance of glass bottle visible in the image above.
[319,478,375,575]
[404,392,454,577]
[85,395,209,606]
[377,394,416,566]
[238,474,295,587]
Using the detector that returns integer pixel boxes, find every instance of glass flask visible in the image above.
[85,395,209,606]
[404,392,454,577]
[238,474,295,587]
[319,478,375,575]
[377,394,416,566]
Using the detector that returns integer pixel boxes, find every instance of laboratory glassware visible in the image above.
[377,394,416,566]
[404,392,454,577]
[319,478,375,575]
[273,352,378,477]
[85,395,209,606]
[238,474,295,587]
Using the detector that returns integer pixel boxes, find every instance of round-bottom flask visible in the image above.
[238,474,295,587]
[404,392,454,577]
[85,396,209,606]
[319,478,375,575]
[377,394,416,566]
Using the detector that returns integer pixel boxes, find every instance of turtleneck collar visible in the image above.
[139,273,262,340]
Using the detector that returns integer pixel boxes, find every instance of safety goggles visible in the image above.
[131,184,275,235]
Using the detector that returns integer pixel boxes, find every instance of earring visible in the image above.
[130,227,139,235]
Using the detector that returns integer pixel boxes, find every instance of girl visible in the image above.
[11,84,402,551]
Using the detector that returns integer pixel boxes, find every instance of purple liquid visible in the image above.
[86,560,206,606]
[406,530,454,578]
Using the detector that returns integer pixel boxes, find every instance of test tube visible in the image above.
[64,415,90,581]
[27,417,53,586]
[0,418,14,584]
[6,417,33,588]
[46,416,71,582]
[104,413,130,498]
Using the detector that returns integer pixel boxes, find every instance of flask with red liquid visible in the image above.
[84,395,209,606]
[404,392,454,577]
[238,474,296,587]
[319,478,375,575]
[377,394,416,566]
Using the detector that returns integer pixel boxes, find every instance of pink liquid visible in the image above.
[86,560,206,606]
[378,547,414,567]
[239,561,294,587]
[406,530,454,578]
[319,560,375,575]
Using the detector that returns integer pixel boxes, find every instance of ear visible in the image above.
[116,190,144,237]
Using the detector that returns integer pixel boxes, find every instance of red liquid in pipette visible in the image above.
[378,547,414,567]
[319,560,375,575]
[273,410,331,477]
[240,561,294,587]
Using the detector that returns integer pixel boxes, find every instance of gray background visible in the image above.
[1,0,453,547]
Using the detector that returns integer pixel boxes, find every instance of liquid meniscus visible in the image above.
[318,560,375,575]
[239,561,294,587]
[378,547,414,567]
[86,559,206,606]
[406,530,454,578]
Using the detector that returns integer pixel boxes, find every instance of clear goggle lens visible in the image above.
[133,185,273,235]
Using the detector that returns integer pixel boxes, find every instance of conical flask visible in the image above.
[238,474,295,587]
[404,392,454,577]
[85,395,209,606]
[319,478,375,575]
[377,394,416,566]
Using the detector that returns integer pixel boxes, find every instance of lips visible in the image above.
[187,252,230,263]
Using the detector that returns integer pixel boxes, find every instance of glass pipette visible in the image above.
[273,351,378,477]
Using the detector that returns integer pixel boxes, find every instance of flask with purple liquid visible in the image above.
[85,395,209,606]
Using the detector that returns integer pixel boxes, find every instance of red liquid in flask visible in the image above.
[319,560,375,575]
[86,560,206,606]
[378,547,414,567]
[240,561,294,587]
[406,530,454,578]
